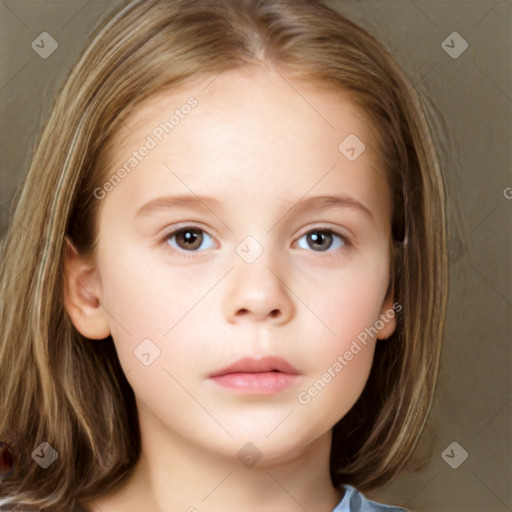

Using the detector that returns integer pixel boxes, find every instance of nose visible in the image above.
[222,249,295,325]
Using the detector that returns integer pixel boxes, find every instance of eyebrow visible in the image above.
[135,194,224,217]
[135,193,373,222]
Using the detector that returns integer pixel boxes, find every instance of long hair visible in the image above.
[0,0,447,509]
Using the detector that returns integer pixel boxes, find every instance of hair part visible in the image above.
[0,0,447,509]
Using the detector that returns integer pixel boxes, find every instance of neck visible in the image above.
[86,405,343,512]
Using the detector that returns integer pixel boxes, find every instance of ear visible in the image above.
[376,280,398,340]
[63,237,111,340]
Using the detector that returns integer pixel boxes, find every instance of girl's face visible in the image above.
[73,65,396,465]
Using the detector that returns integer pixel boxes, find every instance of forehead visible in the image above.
[111,64,380,164]
[99,65,390,224]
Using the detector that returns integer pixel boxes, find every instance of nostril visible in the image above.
[270,309,280,318]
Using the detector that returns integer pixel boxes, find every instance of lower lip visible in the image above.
[210,372,299,395]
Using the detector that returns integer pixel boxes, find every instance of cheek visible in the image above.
[300,255,389,352]
[292,256,388,408]
[97,247,209,370]
[295,340,375,434]
[294,274,383,418]
[309,289,379,409]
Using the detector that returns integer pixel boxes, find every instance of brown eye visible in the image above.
[165,227,214,253]
[176,228,203,250]
[297,229,347,252]
[307,231,333,251]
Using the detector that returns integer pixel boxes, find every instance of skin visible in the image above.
[64,64,396,512]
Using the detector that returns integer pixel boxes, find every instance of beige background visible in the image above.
[1,1,510,511]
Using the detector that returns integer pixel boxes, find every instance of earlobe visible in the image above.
[63,237,111,340]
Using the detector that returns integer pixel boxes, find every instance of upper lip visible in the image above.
[209,356,300,377]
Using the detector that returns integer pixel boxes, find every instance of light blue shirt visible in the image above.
[333,485,409,511]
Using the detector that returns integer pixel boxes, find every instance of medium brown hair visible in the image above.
[0,0,447,509]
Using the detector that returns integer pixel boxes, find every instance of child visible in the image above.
[0,0,447,510]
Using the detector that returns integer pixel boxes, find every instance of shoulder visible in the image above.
[333,484,409,512]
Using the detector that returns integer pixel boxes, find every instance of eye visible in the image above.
[296,228,347,253]
[162,226,349,259]
[164,227,215,256]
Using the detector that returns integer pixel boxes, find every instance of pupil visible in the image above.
[179,229,202,249]
[309,231,331,251]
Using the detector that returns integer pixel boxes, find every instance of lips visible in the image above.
[208,356,300,395]
[209,356,299,377]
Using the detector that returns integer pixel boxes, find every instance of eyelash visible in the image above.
[162,225,351,260]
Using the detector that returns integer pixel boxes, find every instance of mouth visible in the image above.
[208,356,301,395]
